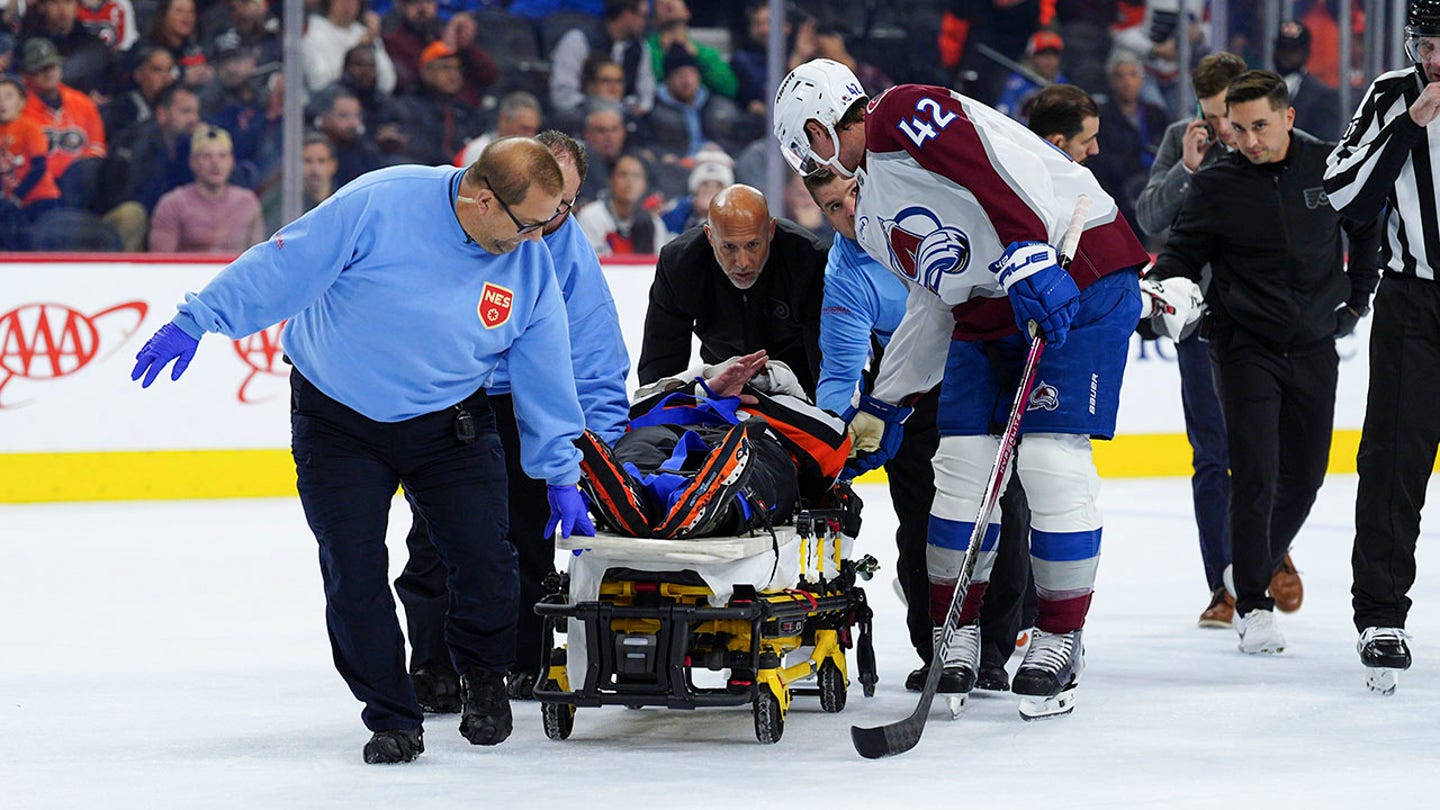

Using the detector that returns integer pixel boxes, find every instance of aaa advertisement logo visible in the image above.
[231,321,287,403]
[0,301,148,408]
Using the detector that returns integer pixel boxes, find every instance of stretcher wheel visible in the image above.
[753,684,785,744]
[818,660,847,713]
[541,682,574,741]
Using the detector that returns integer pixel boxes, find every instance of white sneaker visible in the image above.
[1236,608,1285,654]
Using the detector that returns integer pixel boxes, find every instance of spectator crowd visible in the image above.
[0,0,1365,254]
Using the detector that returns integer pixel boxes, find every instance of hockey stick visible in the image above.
[850,194,1091,759]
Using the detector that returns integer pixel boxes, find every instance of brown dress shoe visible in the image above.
[1198,587,1235,628]
[1270,554,1303,613]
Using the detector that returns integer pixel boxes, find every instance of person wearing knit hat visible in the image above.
[661,156,733,233]
[647,42,741,157]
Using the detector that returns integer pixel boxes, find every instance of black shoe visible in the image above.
[975,662,1010,692]
[459,667,513,745]
[363,728,424,764]
[903,664,970,693]
[507,670,538,701]
[411,665,461,714]
[576,429,651,535]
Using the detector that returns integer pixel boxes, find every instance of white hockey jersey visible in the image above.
[856,84,1149,402]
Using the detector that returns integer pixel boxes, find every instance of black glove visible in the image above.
[1335,305,1361,338]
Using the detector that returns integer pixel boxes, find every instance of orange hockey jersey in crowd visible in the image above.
[0,117,61,205]
[21,83,107,181]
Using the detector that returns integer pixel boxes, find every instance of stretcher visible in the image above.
[532,509,878,743]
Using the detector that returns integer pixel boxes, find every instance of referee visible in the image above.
[1324,0,1440,692]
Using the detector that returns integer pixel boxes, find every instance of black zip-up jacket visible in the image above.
[1149,129,1382,350]
[638,218,828,395]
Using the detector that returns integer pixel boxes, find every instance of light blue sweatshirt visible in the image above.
[815,234,910,415]
[173,164,585,486]
[487,215,630,443]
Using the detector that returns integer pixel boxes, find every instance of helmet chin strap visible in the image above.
[813,121,855,178]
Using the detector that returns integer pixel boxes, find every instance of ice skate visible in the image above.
[934,624,980,718]
[1358,627,1411,696]
[1013,629,1083,721]
[1236,608,1285,654]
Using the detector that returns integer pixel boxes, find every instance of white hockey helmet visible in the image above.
[773,58,867,178]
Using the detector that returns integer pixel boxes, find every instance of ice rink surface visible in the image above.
[4,474,1437,809]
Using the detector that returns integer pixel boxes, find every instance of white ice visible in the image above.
[3,475,1436,809]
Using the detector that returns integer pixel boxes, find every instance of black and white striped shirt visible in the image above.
[1325,65,1440,281]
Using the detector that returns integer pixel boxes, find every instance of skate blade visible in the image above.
[942,693,968,719]
[1365,668,1399,696]
[1018,687,1076,721]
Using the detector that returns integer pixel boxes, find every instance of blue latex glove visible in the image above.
[990,241,1080,347]
[545,483,596,540]
[130,322,201,387]
[841,395,912,478]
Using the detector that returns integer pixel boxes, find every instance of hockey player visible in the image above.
[1324,0,1440,695]
[773,59,1150,719]
[804,167,1034,694]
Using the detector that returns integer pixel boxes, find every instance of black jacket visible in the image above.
[638,219,828,395]
[1149,129,1382,349]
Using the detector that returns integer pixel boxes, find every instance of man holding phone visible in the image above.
[1133,52,1268,630]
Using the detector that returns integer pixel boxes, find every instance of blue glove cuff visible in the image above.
[170,312,206,340]
[858,394,909,423]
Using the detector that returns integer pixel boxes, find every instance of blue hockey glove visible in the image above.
[545,483,596,540]
[842,395,912,477]
[130,321,202,388]
[990,241,1080,347]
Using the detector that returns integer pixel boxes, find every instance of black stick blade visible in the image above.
[850,718,924,759]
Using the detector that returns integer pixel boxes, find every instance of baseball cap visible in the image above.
[419,40,458,69]
[688,161,733,193]
[209,30,251,62]
[1026,31,1064,56]
[191,124,234,154]
[20,38,63,73]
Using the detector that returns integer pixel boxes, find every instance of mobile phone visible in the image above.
[1195,100,1215,142]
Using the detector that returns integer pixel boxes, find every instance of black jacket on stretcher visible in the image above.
[1148,129,1383,349]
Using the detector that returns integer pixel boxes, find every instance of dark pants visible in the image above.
[1353,277,1440,630]
[396,393,553,678]
[1176,331,1232,592]
[889,387,1033,666]
[290,371,514,732]
[1211,329,1337,616]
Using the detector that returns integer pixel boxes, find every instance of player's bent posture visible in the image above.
[774,59,1150,719]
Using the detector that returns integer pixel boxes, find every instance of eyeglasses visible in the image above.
[459,176,563,235]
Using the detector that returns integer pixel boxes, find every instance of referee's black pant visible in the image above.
[397,393,554,680]
[290,371,514,733]
[1353,277,1440,631]
[1211,326,1337,617]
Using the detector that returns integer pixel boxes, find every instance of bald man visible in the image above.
[638,184,829,394]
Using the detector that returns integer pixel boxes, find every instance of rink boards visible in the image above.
[0,256,1373,502]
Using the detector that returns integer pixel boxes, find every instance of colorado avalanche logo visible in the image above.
[1027,381,1059,412]
[881,206,971,293]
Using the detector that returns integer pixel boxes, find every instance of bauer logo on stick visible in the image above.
[478,282,514,329]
